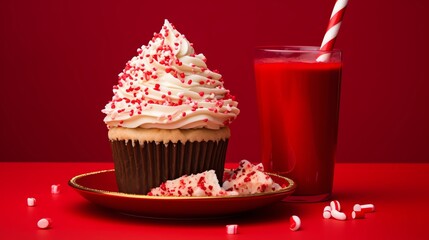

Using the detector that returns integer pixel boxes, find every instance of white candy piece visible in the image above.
[37,218,52,229]
[330,200,341,211]
[226,224,238,234]
[323,206,332,219]
[27,197,36,207]
[331,209,347,221]
[51,184,60,194]
[352,211,365,219]
[353,204,361,212]
[353,204,375,213]
[290,215,301,231]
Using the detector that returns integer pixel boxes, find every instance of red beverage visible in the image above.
[254,47,342,201]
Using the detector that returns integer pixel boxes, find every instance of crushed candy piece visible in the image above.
[222,160,281,195]
[148,160,283,197]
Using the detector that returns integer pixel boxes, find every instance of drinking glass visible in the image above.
[254,46,342,202]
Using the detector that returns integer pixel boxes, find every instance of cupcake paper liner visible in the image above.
[111,140,228,195]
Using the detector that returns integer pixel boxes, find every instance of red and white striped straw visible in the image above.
[317,0,349,62]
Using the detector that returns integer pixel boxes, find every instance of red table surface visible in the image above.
[0,162,428,240]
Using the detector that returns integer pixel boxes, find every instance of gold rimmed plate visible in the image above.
[69,169,295,218]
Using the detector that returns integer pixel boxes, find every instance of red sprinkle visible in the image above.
[187,187,193,195]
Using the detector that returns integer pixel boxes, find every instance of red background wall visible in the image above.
[1,0,428,163]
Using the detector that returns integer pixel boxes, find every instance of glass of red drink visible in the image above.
[254,46,342,202]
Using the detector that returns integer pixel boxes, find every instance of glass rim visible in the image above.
[255,45,341,54]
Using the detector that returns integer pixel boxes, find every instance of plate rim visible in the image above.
[68,169,296,200]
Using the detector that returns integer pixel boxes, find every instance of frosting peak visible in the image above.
[102,20,239,129]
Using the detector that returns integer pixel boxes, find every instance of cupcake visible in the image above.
[102,20,239,195]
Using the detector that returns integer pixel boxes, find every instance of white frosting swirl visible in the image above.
[102,20,239,129]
